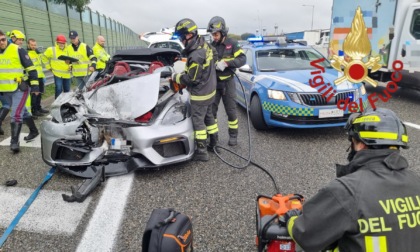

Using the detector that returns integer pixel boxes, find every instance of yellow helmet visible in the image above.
[9,30,26,40]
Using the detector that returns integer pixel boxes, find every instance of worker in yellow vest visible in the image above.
[8,30,40,142]
[92,35,110,72]
[27,38,49,116]
[43,35,72,99]
[0,29,39,153]
[67,30,97,89]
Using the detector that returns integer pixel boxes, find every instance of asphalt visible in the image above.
[0,84,419,251]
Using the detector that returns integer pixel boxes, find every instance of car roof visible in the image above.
[149,40,183,44]
[242,43,311,51]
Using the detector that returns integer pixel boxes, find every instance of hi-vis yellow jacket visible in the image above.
[92,43,110,70]
[43,44,71,79]
[28,49,45,78]
[67,42,96,77]
[0,43,38,92]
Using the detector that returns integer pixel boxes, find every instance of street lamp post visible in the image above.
[302,4,315,30]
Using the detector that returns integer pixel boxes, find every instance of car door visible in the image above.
[235,49,255,107]
[396,4,420,71]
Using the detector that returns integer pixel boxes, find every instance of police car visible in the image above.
[235,36,368,130]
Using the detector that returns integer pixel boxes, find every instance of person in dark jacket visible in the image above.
[286,108,420,252]
[172,18,218,161]
[207,16,245,146]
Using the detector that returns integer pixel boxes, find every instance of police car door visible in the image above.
[236,49,255,107]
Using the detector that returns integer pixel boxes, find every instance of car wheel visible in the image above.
[250,95,269,130]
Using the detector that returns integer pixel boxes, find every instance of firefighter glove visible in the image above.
[169,79,186,94]
[216,60,228,71]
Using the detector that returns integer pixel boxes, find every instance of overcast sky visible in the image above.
[88,0,333,35]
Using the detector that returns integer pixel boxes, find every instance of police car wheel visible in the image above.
[250,95,269,130]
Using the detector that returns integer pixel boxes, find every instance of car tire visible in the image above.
[250,95,269,130]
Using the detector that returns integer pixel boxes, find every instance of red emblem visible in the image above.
[226,44,232,50]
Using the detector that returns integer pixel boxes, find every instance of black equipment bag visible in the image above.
[142,208,193,252]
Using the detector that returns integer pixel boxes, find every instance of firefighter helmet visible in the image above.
[56,34,67,43]
[10,30,25,40]
[207,16,229,36]
[345,108,408,149]
[174,18,198,40]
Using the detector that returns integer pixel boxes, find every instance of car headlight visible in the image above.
[162,103,188,125]
[268,90,286,100]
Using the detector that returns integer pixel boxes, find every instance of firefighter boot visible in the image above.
[193,139,209,161]
[207,133,219,151]
[0,107,10,135]
[10,122,22,153]
[228,128,238,146]
[23,117,39,141]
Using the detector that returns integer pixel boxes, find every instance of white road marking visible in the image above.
[404,122,420,130]
[0,133,41,148]
[76,173,134,252]
[0,186,91,235]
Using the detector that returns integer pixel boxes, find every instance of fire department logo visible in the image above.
[331,7,382,87]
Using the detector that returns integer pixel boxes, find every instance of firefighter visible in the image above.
[43,34,71,99]
[92,35,110,72]
[285,108,420,251]
[27,38,49,116]
[207,16,245,146]
[0,29,39,152]
[172,18,218,161]
[67,30,97,90]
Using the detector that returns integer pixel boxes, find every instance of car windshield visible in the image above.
[256,48,331,72]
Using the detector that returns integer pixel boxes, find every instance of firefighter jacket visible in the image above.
[67,41,97,77]
[28,49,45,78]
[0,43,38,92]
[211,37,245,87]
[92,43,110,70]
[43,44,71,79]
[174,36,217,106]
[287,149,420,252]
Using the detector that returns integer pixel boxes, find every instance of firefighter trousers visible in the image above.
[191,103,218,141]
[212,78,238,129]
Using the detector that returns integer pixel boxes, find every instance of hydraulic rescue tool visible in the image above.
[256,194,304,252]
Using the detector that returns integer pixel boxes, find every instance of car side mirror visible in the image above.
[239,64,253,73]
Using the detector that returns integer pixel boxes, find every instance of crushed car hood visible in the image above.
[51,72,160,121]
[254,69,357,92]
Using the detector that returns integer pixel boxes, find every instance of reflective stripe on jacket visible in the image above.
[28,50,45,78]
[287,149,420,252]
[43,44,71,79]
[0,43,24,92]
[92,43,110,70]
[175,36,217,106]
[67,42,91,77]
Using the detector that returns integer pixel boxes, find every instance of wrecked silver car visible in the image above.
[41,48,194,180]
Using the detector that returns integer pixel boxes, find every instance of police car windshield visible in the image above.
[256,48,330,72]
